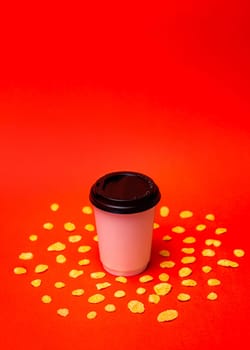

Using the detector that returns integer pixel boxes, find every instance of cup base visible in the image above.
[103,263,149,276]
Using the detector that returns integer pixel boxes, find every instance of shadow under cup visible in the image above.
[89,171,161,276]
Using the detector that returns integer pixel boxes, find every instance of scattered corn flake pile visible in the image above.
[14,204,245,323]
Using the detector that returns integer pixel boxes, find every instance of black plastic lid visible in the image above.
[89,171,161,214]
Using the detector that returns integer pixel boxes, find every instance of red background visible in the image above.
[1,1,250,349]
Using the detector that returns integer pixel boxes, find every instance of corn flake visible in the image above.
[181,256,196,264]
[31,279,42,287]
[202,249,216,257]
[35,264,48,274]
[72,289,85,296]
[90,272,106,279]
[148,294,160,304]
[181,279,197,287]
[205,239,222,248]
[160,206,170,217]
[153,282,172,296]
[64,222,76,232]
[78,259,90,266]
[114,290,126,298]
[160,261,176,269]
[179,210,193,218]
[68,235,82,243]
[139,275,153,283]
[153,222,160,229]
[159,250,170,257]
[69,269,83,278]
[29,234,38,241]
[208,278,221,286]
[159,273,170,282]
[217,259,239,268]
[41,295,52,304]
[196,224,207,231]
[84,224,95,232]
[233,249,245,258]
[202,266,212,273]
[57,308,69,317]
[96,282,111,290]
[78,245,91,253]
[215,227,227,235]
[115,276,127,283]
[177,293,191,302]
[82,206,93,215]
[43,222,54,230]
[87,311,97,319]
[19,252,34,260]
[157,309,178,322]
[128,300,145,314]
[136,287,146,295]
[88,294,105,304]
[178,267,192,278]
[172,226,186,234]
[205,214,215,221]
[183,237,196,244]
[105,304,116,312]
[181,247,195,254]
[162,235,172,241]
[54,281,65,289]
[56,254,67,264]
[207,292,218,300]
[48,242,66,252]
[50,203,59,211]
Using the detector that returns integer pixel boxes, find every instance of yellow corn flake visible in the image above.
[72,289,85,296]
[69,269,84,278]
[56,254,67,264]
[205,213,215,221]
[157,309,178,322]
[136,287,146,295]
[139,275,154,283]
[148,294,160,304]
[217,259,239,268]
[43,222,54,230]
[87,311,97,319]
[159,273,170,282]
[48,242,66,252]
[207,292,218,300]
[84,224,95,232]
[177,293,191,302]
[41,295,52,304]
[54,281,66,289]
[78,259,90,266]
[14,267,27,275]
[128,300,145,314]
[181,279,197,287]
[215,227,227,235]
[159,250,170,257]
[64,222,76,232]
[162,235,172,241]
[57,308,69,317]
[205,239,222,247]
[181,247,195,254]
[114,290,126,298]
[179,210,193,219]
[195,224,207,231]
[172,226,186,234]
[153,282,172,296]
[68,235,82,243]
[181,256,196,264]
[35,264,48,273]
[160,206,170,217]
[208,278,221,286]
[50,203,59,211]
[183,236,196,244]
[233,249,245,258]
[115,276,127,283]
[202,266,212,273]
[82,206,93,215]
[160,261,176,269]
[153,222,160,229]
[19,252,34,260]
[78,245,91,253]
[202,249,216,257]
[93,235,99,242]
[90,271,106,279]
[96,282,111,290]
[29,234,38,241]
[31,279,42,287]
[88,294,105,304]
[178,267,192,278]
[104,304,116,312]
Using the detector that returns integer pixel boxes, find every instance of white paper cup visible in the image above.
[90,171,161,276]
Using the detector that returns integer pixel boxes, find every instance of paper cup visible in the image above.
[89,171,161,276]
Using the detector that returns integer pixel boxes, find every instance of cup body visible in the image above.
[93,206,155,276]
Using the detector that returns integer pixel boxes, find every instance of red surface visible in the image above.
[1,1,250,349]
